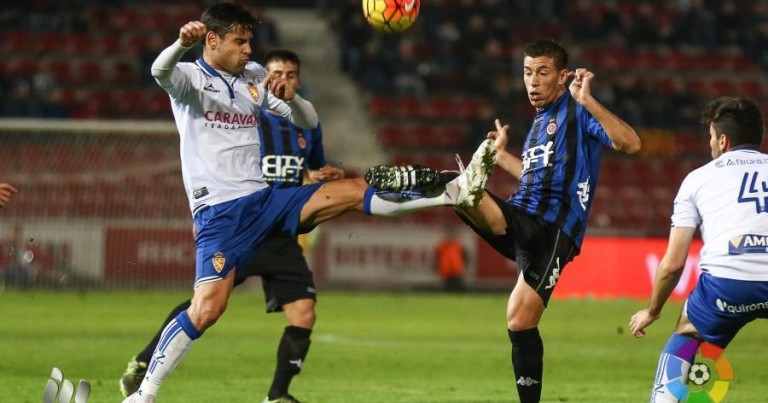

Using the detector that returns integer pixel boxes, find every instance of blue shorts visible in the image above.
[685,272,768,348]
[192,184,322,288]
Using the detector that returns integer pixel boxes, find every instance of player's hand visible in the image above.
[309,165,345,182]
[263,75,296,101]
[629,308,659,338]
[487,118,509,153]
[568,68,595,105]
[0,183,18,208]
[179,21,207,47]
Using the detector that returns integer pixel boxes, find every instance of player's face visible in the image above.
[523,55,568,109]
[266,60,300,92]
[208,25,252,75]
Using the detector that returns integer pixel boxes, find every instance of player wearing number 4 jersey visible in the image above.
[630,97,768,402]
[122,4,473,403]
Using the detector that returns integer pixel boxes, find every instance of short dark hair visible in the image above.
[263,48,301,73]
[701,97,764,147]
[200,3,254,43]
[524,39,568,70]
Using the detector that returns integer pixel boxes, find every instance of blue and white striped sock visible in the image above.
[138,310,201,397]
[650,334,697,403]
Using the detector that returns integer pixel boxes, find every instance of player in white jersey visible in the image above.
[630,97,768,402]
[122,4,466,402]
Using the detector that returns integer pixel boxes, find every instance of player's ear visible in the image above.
[719,133,729,152]
[558,68,568,85]
[206,31,218,50]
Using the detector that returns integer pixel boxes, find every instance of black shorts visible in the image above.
[458,192,576,306]
[234,233,316,313]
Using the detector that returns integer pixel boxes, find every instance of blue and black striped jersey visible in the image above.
[509,91,613,249]
[259,110,327,188]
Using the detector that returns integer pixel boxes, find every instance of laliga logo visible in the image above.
[663,342,733,402]
[42,367,90,403]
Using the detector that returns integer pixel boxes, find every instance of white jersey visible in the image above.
[152,41,317,215]
[672,148,768,280]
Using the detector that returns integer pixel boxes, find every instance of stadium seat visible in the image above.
[63,34,91,55]
[367,96,392,118]
[75,60,103,84]
[738,78,765,99]
[0,31,29,54]
[377,125,408,148]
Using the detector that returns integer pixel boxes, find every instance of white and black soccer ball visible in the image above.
[688,363,711,386]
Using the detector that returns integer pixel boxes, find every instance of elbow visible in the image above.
[617,134,641,154]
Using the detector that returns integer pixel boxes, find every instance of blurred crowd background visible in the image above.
[0,0,767,288]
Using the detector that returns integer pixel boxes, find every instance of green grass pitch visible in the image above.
[1,290,765,402]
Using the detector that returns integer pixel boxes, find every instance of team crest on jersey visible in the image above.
[246,82,260,102]
[212,252,226,273]
[297,134,307,149]
[546,118,557,136]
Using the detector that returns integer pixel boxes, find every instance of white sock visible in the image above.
[650,352,692,403]
[138,312,201,397]
[368,192,452,216]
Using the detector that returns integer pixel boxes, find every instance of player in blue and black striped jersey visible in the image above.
[120,48,343,403]
[367,38,641,403]
[465,39,641,403]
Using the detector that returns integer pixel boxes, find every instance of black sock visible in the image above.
[268,326,312,400]
[136,300,192,364]
[508,328,543,403]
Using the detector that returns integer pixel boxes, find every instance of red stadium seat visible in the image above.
[63,34,91,55]
[0,31,29,54]
[112,10,140,29]
[6,58,37,78]
[75,60,103,83]
[708,78,735,95]
[738,78,765,99]
[367,96,393,118]
[378,125,408,148]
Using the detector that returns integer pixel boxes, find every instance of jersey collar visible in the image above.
[729,145,760,152]
[196,57,238,100]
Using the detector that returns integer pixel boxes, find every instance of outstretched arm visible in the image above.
[151,21,206,88]
[487,119,523,180]
[629,226,696,338]
[569,68,641,154]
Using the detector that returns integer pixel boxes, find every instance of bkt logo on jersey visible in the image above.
[728,234,768,255]
[262,155,304,181]
[522,141,554,173]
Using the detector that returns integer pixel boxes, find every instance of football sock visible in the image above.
[268,326,312,400]
[509,328,543,403]
[137,300,192,364]
[138,310,202,397]
[363,187,451,216]
[650,334,698,403]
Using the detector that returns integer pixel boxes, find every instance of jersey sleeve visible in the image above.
[581,108,613,148]
[305,123,327,170]
[671,172,702,228]
[151,40,195,99]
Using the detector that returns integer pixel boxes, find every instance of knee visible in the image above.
[506,305,541,331]
[189,300,228,331]
[289,307,317,329]
[507,315,531,332]
[285,300,317,328]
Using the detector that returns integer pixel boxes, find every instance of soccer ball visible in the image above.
[688,363,711,386]
[363,0,420,33]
